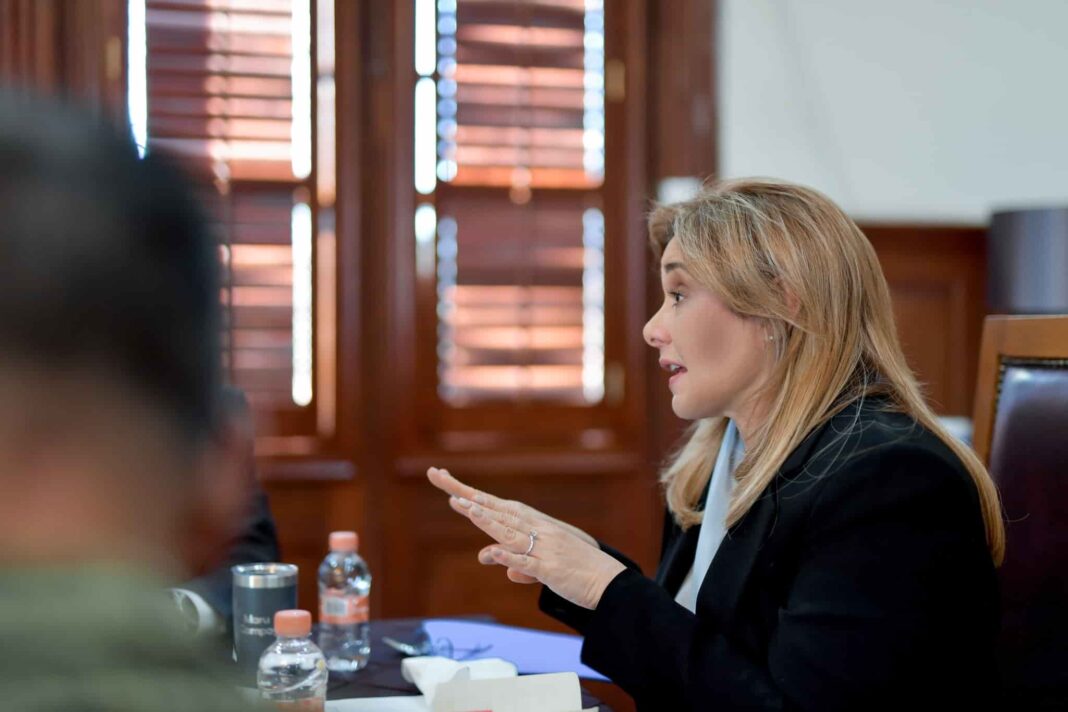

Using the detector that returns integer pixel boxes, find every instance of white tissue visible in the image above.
[400,656,518,705]
[328,656,596,712]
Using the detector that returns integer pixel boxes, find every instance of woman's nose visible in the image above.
[643,309,668,348]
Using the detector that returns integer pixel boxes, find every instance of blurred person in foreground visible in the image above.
[0,90,259,711]
[429,179,1004,710]
[172,386,281,638]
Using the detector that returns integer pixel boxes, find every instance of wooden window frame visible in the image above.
[387,0,655,466]
[137,0,348,466]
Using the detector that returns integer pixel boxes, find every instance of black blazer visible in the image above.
[183,483,281,631]
[541,399,999,711]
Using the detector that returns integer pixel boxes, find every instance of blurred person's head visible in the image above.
[219,385,255,468]
[184,385,260,580]
[0,90,244,575]
[644,178,1004,565]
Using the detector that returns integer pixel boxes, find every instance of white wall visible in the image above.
[719,0,1068,223]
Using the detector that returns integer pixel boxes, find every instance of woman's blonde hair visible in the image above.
[651,178,1004,565]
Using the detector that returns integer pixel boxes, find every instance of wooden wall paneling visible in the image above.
[612,2,658,575]
[253,0,368,617]
[329,0,372,610]
[60,0,126,115]
[862,224,987,415]
[0,0,125,118]
[0,0,61,90]
[646,0,716,180]
[644,0,720,542]
[263,473,363,618]
[356,0,412,621]
[382,0,418,454]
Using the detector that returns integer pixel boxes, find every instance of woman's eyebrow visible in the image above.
[662,261,688,275]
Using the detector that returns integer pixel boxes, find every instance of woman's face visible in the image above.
[643,238,775,425]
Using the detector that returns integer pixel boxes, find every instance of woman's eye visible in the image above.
[669,291,684,306]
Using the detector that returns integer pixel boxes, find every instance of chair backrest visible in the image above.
[972,315,1068,710]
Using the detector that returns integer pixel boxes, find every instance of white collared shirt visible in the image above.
[674,420,744,614]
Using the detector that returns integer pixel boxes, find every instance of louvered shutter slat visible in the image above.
[146,0,306,409]
[434,0,604,404]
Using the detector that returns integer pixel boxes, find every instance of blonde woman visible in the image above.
[428,179,1004,711]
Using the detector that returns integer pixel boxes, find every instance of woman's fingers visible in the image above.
[462,501,534,553]
[433,467,530,551]
[506,568,538,584]
[431,466,545,587]
[490,548,542,581]
[449,494,522,533]
[432,464,623,609]
[431,467,537,531]
[451,495,535,533]
[448,495,475,517]
[478,545,537,583]
[428,467,512,514]
[426,467,479,500]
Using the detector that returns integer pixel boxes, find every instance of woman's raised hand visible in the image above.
[427,467,626,610]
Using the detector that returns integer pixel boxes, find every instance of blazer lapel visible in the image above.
[696,410,840,622]
[698,485,777,623]
[655,478,711,594]
[656,521,701,594]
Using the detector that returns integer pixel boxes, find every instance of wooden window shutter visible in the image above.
[143,0,318,432]
[427,0,607,407]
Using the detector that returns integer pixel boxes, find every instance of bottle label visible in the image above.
[271,700,324,712]
[320,590,369,624]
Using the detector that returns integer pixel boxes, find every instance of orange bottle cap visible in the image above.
[329,531,358,552]
[274,609,312,637]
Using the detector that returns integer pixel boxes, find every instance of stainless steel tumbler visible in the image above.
[232,563,299,679]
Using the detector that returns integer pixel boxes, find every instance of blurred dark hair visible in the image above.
[220,385,251,422]
[0,89,221,446]
[219,384,254,441]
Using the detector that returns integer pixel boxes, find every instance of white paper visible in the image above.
[432,671,586,712]
[325,658,598,712]
[326,697,428,712]
[401,656,518,705]
[325,696,596,712]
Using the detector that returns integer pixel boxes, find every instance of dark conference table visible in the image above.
[223,617,614,709]
[325,618,612,711]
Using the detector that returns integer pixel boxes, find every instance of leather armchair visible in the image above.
[973,315,1068,710]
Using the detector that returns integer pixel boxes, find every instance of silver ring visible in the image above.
[523,529,538,556]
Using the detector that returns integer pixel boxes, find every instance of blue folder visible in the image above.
[420,618,610,682]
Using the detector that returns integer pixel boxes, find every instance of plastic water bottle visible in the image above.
[257,609,328,710]
[318,530,371,671]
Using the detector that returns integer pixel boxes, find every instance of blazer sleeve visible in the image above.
[183,484,281,627]
[539,540,644,633]
[572,445,995,711]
